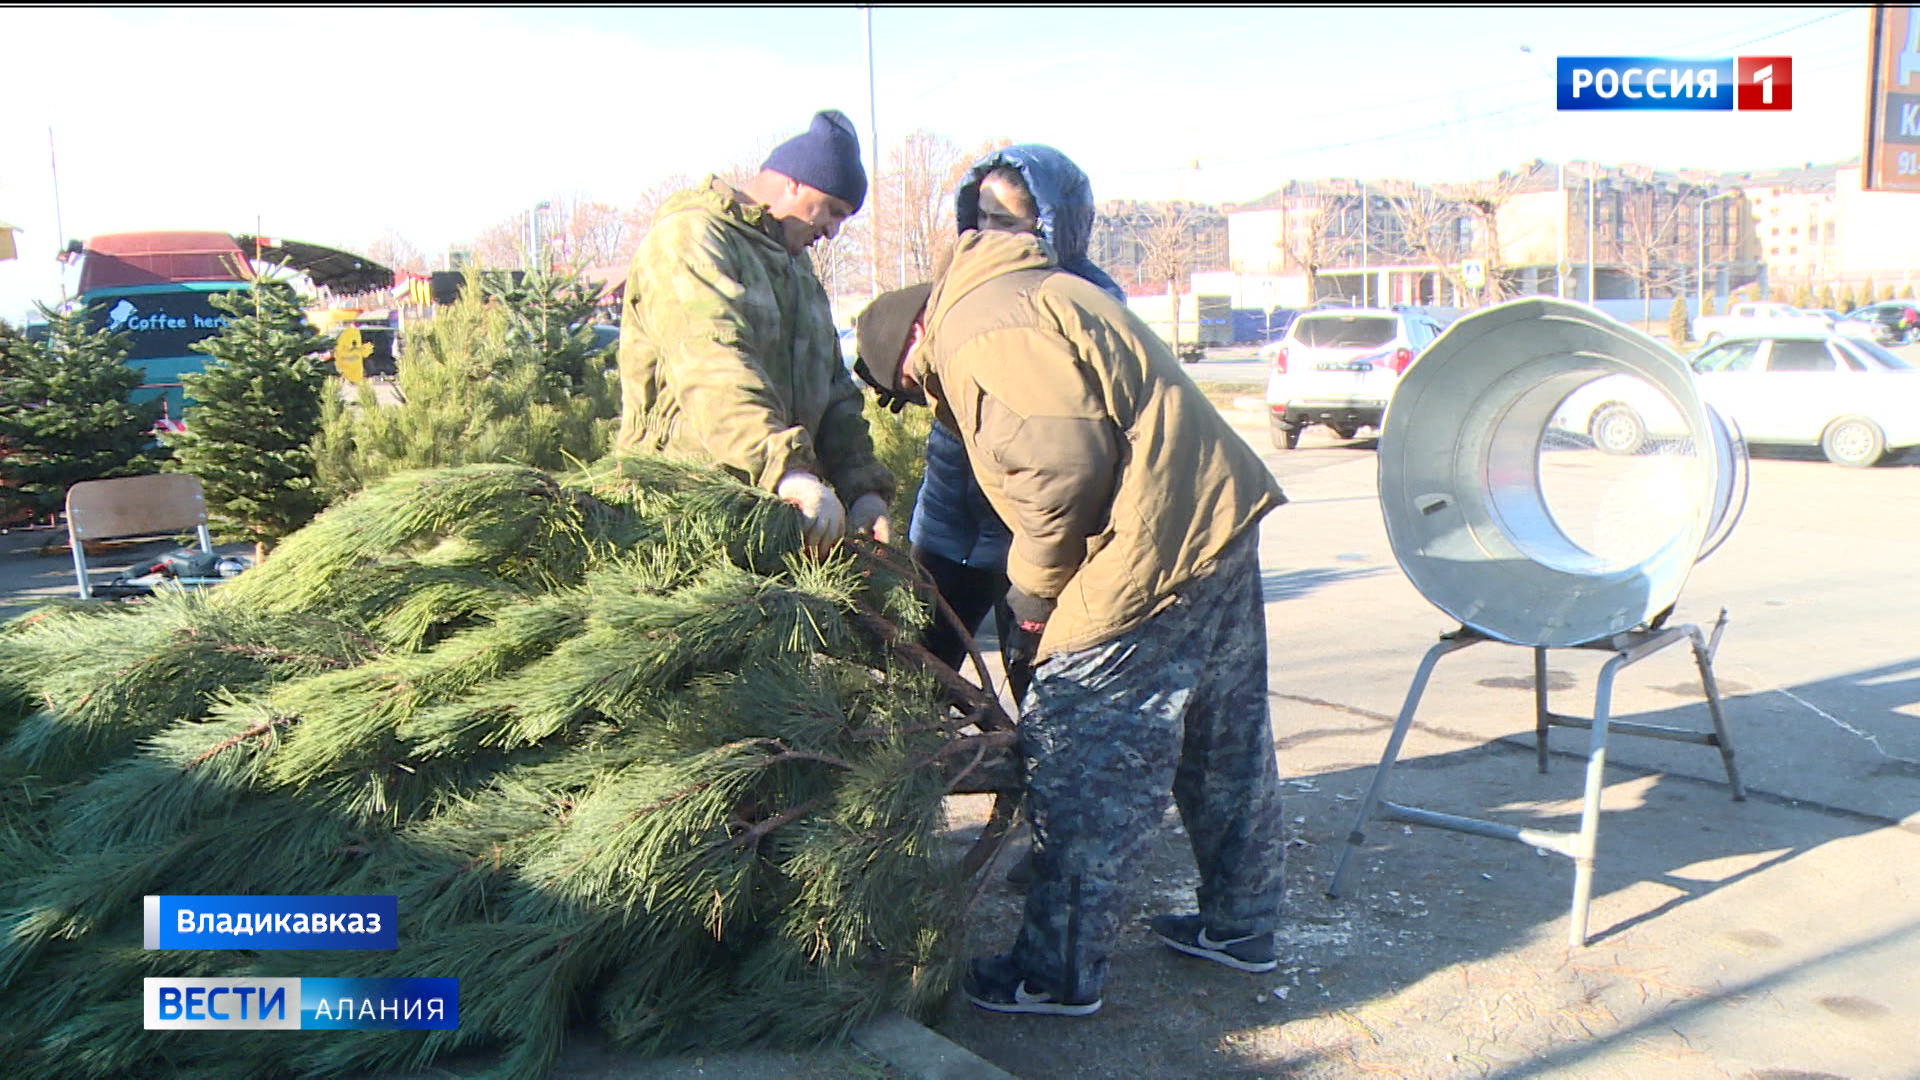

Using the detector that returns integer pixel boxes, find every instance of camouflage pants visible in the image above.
[1008,527,1285,999]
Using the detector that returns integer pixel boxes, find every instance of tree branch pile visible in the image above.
[0,456,1015,1079]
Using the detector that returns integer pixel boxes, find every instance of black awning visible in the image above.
[234,235,392,294]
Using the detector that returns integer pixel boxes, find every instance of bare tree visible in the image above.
[467,214,529,269]
[867,130,974,291]
[1382,173,1526,308]
[541,198,628,271]
[808,231,865,298]
[1128,202,1211,351]
[1276,189,1346,305]
[615,173,696,265]
[1613,186,1695,324]
[365,231,428,274]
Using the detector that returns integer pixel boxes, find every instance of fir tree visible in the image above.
[311,272,618,501]
[1667,295,1689,348]
[1819,284,1838,311]
[162,282,331,556]
[0,301,163,521]
[0,457,1015,1080]
[474,267,609,392]
[1792,284,1814,310]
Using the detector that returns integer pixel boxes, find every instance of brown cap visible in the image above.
[852,283,932,400]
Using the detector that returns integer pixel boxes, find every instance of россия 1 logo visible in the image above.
[1557,57,1792,111]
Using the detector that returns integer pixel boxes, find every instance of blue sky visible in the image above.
[0,5,1875,321]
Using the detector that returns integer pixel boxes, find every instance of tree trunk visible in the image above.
[1168,277,1180,352]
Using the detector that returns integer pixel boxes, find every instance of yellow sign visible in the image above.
[334,325,373,383]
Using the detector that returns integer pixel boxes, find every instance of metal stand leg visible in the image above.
[1690,614,1745,800]
[1327,631,1483,899]
[1568,654,1622,947]
[1329,620,1747,947]
[1533,647,1550,774]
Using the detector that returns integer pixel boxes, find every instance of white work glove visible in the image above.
[776,471,846,555]
[846,492,892,545]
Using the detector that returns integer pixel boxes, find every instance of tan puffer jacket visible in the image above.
[911,230,1286,658]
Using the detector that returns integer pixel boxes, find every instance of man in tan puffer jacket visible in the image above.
[853,229,1291,1016]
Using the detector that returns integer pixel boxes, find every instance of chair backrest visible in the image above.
[65,475,213,600]
[66,474,208,542]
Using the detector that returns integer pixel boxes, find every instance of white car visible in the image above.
[1555,333,1920,467]
[1264,308,1444,448]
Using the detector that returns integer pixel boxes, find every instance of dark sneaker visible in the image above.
[1149,913,1278,973]
[962,953,1102,1016]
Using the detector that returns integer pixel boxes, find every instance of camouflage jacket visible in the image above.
[615,177,893,502]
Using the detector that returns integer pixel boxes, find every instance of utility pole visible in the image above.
[863,7,880,298]
[1360,180,1369,306]
[48,127,68,301]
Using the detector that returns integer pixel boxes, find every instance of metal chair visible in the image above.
[64,474,213,600]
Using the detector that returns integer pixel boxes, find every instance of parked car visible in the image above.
[1837,300,1918,346]
[1553,332,1920,466]
[1692,302,1832,346]
[1263,307,1444,448]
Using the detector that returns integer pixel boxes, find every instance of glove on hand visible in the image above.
[776,471,846,556]
[1005,585,1056,632]
[847,492,893,545]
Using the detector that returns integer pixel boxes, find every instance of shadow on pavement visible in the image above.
[935,654,1920,1079]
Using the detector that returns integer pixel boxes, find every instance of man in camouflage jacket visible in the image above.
[617,110,894,551]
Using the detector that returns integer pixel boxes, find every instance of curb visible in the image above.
[852,1013,1019,1080]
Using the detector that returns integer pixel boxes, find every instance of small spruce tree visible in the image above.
[1792,284,1815,310]
[1841,286,1859,312]
[1819,284,1838,311]
[1702,293,1718,317]
[162,282,332,558]
[0,301,163,522]
[311,269,618,500]
[1668,295,1690,348]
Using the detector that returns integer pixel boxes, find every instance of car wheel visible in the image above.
[1589,402,1647,455]
[1269,417,1291,450]
[1820,416,1886,467]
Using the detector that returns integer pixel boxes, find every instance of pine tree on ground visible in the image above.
[0,301,163,521]
[163,282,331,556]
[0,457,1016,1080]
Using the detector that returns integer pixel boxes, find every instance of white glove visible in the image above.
[847,492,892,545]
[776,471,846,555]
